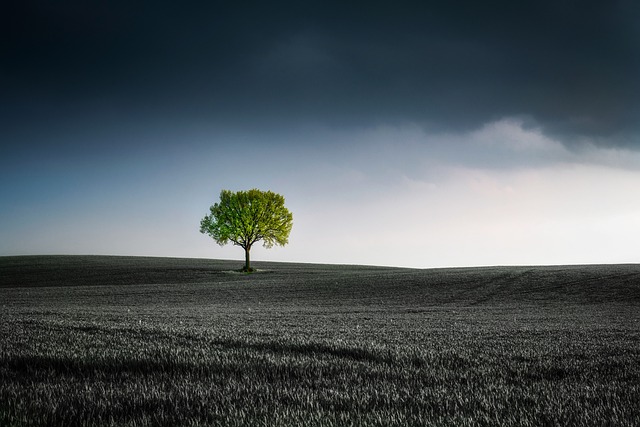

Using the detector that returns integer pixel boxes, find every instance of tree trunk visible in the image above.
[244,246,251,272]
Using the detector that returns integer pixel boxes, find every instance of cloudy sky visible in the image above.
[2,1,640,267]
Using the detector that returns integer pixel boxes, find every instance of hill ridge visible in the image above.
[2,255,640,306]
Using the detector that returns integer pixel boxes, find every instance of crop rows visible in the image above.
[1,256,639,426]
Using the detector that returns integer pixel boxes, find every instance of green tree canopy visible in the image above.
[200,189,293,272]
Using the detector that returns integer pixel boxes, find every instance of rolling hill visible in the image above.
[2,255,639,426]
[1,255,639,306]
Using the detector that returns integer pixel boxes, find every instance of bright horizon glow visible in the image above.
[2,118,639,269]
[3,2,639,269]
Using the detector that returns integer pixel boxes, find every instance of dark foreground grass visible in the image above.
[1,256,639,426]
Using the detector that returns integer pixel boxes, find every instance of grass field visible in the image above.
[1,255,639,426]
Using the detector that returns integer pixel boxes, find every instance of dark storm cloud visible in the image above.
[2,1,639,145]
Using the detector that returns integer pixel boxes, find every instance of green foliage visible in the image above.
[200,189,293,271]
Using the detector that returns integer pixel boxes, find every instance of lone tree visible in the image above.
[200,189,293,272]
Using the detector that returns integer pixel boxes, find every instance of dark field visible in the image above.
[1,256,639,426]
